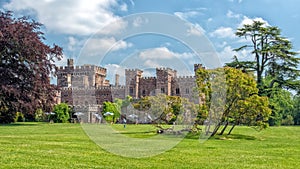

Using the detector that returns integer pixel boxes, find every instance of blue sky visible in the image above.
[1,0,300,83]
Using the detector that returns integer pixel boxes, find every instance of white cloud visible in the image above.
[132,16,149,27]
[144,60,162,68]
[3,0,124,35]
[120,3,128,12]
[217,45,251,65]
[239,16,269,28]
[210,27,236,39]
[174,8,206,20]
[227,10,241,19]
[85,37,133,55]
[67,36,78,51]
[139,47,195,60]
[187,23,205,36]
[96,18,128,35]
[174,11,202,20]
[139,47,175,60]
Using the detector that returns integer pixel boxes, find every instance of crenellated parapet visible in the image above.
[175,76,196,81]
[141,77,157,80]
[57,65,106,73]
[125,68,143,72]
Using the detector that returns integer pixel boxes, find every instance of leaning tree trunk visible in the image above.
[227,123,236,135]
[211,122,221,136]
[219,121,229,135]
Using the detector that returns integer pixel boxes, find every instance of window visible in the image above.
[142,90,146,95]
[161,88,165,93]
[129,87,134,95]
[186,88,189,94]
[176,88,180,94]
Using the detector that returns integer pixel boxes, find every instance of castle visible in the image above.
[56,59,204,122]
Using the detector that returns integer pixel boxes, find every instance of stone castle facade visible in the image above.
[57,59,203,122]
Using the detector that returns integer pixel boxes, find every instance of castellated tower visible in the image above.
[56,59,118,123]
[125,69,143,98]
[57,59,109,89]
[156,68,177,96]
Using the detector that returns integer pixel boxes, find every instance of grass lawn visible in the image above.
[0,122,300,169]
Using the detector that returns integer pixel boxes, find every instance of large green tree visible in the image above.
[227,21,300,96]
[268,87,295,126]
[196,67,271,136]
[0,11,62,123]
[53,103,70,123]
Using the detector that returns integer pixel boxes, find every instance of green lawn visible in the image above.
[0,123,299,169]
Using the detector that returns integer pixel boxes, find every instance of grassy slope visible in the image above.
[0,123,299,169]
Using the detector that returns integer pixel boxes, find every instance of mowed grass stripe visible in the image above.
[0,123,299,169]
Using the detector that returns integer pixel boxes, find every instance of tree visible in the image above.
[292,95,300,125]
[102,101,120,123]
[196,67,271,136]
[268,87,294,126]
[0,11,62,123]
[227,21,300,96]
[53,103,70,123]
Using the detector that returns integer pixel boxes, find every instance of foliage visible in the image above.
[0,105,14,123]
[102,101,120,123]
[281,115,294,126]
[34,109,46,122]
[14,112,24,122]
[196,67,271,136]
[53,103,70,123]
[292,95,300,125]
[131,95,198,125]
[227,21,300,96]
[0,11,63,123]
[268,87,294,126]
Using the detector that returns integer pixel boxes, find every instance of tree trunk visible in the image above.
[227,124,236,135]
[219,121,229,135]
[211,122,221,136]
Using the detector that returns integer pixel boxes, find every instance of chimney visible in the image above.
[115,74,120,86]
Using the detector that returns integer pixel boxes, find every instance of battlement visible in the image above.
[156,67,176,72]
[141,77,157,80]
[57,65,106,72]
[125,68,143,72]
[95,86,126,90]
[61,87,97,91]
[176,75,195,79]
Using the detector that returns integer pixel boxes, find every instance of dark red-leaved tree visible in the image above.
[0,11,62,123]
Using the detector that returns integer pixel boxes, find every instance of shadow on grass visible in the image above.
[0,122,40,127]
[117,131,155,135]
[184,133,257,141]
[214,134,257,140]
